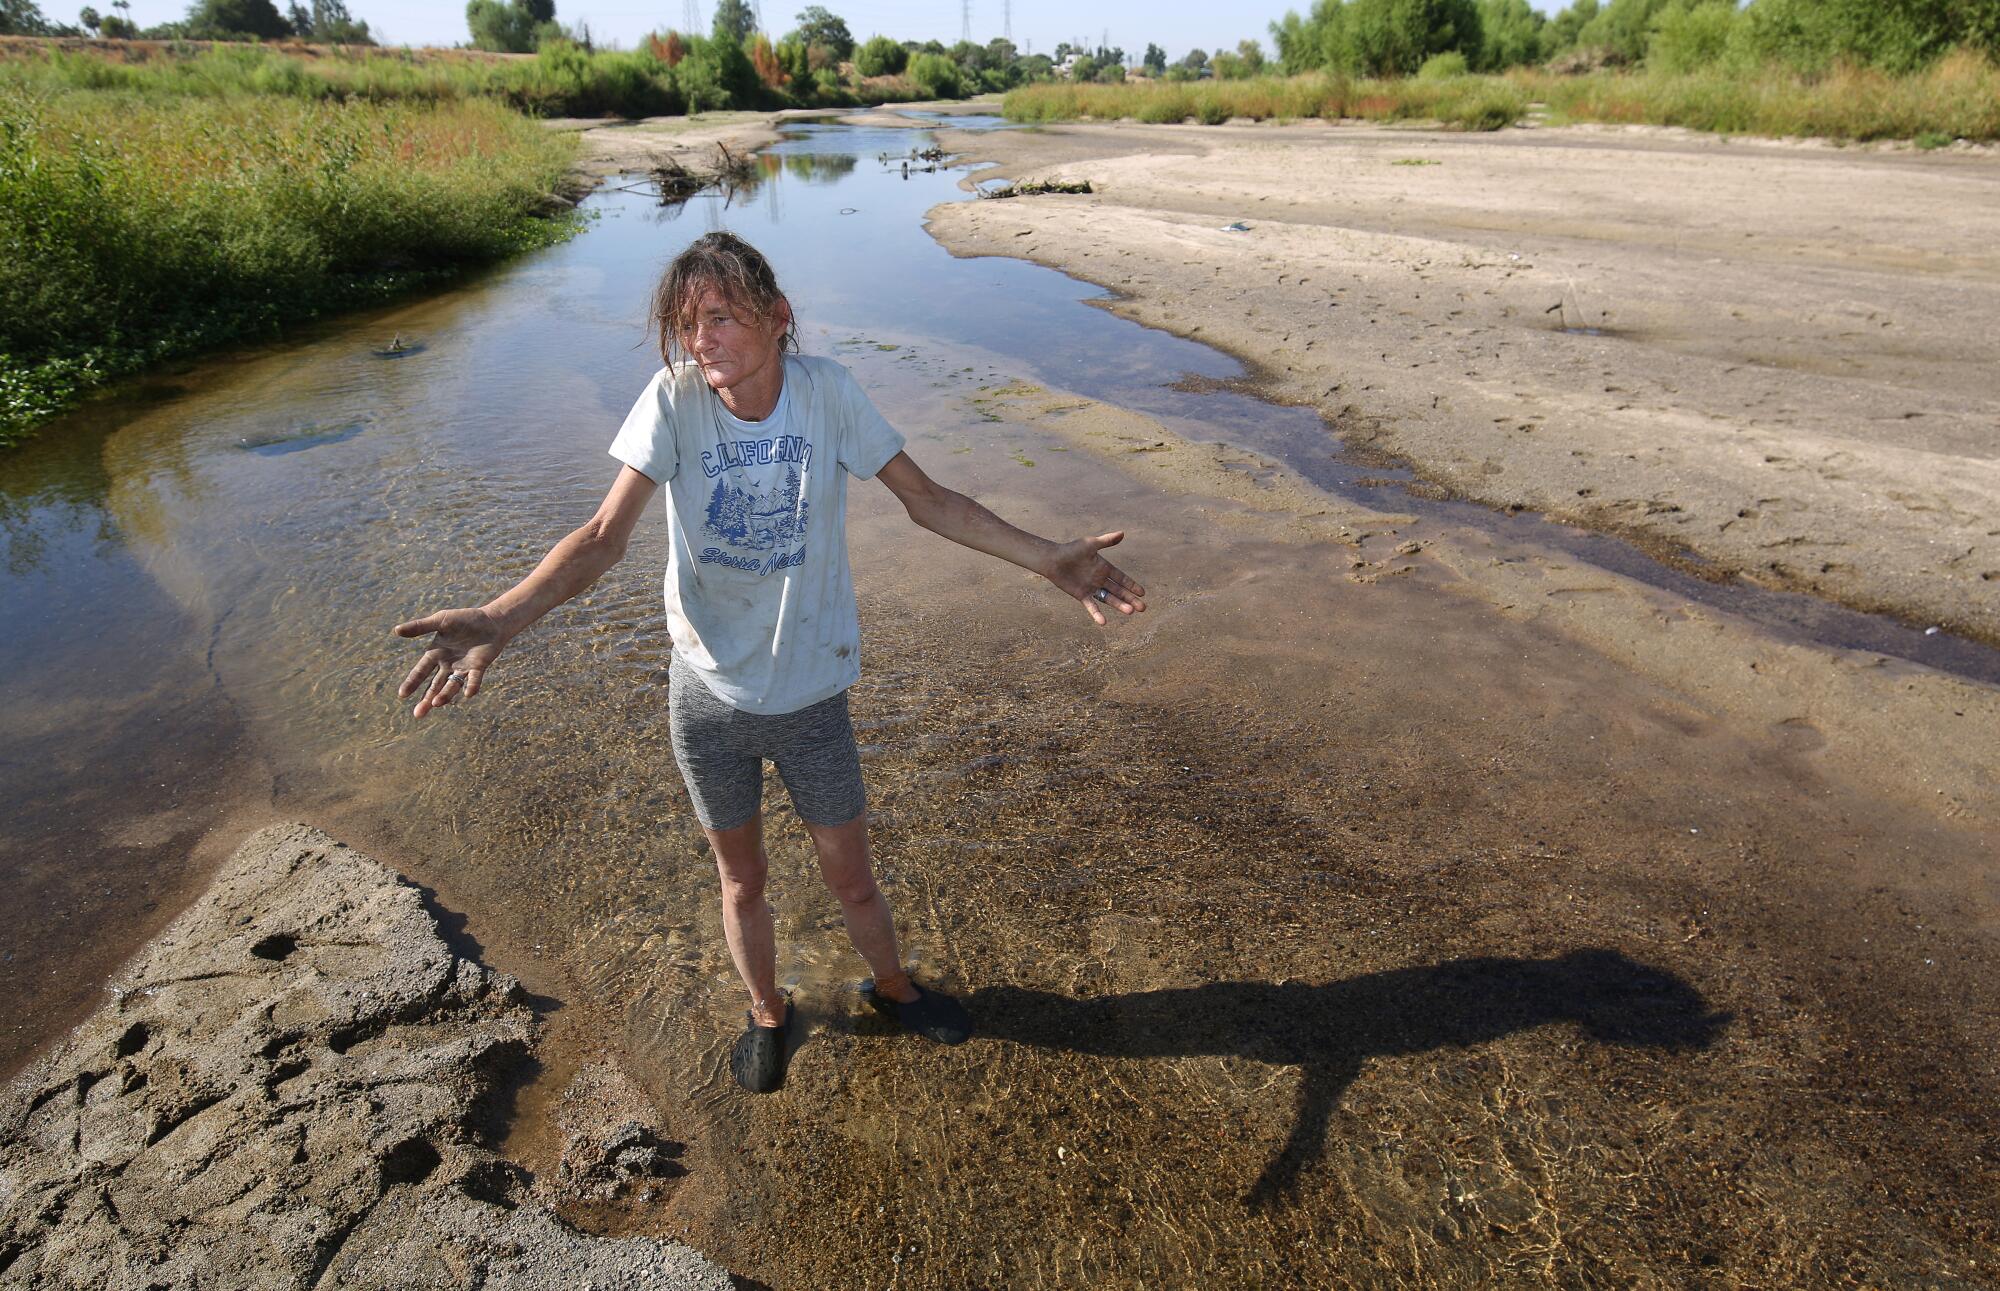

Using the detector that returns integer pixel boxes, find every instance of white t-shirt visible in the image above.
[608,353,905,714]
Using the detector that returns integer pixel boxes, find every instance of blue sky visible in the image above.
[99,0,1558,62]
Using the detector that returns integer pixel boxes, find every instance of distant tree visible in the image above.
[790,3,851,58]
[985,36,1016,65]
[1474,0,1543,68]
[1142,41,1166,73]
[1645,0,1735,73]
[1236,37,1265,71]
[1068,52,1096,79]
[78,2,98,28]
[950,37,986,69]
[1092,43,1122,66]
[711,0,754,41]
[1574,0,1678,63]
[1052,40,1071,61]
[185,0,294,39]
[908,49,962,95]
[1094,59,1125,81]
[750,32,788,86]
[1343,0,1483,76]
[466,0,554,52]
[1016,51,1052,78]
[854,33,905,74]
[285,0,370,42]
[1181,46,1207,69]
[1,0,56,33]
[1541,0,1598,57]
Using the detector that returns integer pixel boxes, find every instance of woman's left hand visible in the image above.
[1044,532,1147,625]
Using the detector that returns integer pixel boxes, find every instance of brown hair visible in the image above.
[649,231,799,371]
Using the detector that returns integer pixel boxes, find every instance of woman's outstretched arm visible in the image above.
[394,464,659,717]
[875,450,1146,626]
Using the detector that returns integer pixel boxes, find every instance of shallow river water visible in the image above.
[4,119,1997,1287]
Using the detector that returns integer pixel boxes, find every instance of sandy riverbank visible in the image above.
[927,118,2000,644]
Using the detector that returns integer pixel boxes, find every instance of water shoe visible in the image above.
[730,1001,795,1093]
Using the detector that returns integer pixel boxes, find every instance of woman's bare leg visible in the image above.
[802,813,920,1004]
[707,815,787,1027]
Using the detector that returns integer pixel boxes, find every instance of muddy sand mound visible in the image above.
[0,824,729,1290]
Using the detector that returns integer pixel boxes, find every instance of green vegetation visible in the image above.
[1530,50,2000,140]
[1272,0,2000,76]
[1002,73,1529,131]
[1005,55,1998,142]
[0,85,579,444]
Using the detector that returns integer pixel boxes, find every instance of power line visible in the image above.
[960,0,971,44]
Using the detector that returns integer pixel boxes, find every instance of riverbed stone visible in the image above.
[0,823,731,1291]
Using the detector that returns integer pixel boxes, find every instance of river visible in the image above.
[2,115,1996,1287]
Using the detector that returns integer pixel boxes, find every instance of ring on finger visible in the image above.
[1093,588,1110,603]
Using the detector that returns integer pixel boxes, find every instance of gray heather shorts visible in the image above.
[667,655,867,832]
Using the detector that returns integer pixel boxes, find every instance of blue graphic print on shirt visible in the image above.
[699,436,811,575]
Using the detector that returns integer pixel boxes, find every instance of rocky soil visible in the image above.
[0,824,731,1290]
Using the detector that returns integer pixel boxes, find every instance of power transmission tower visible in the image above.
[682,0,698,34]
[961,0,971,44]
[1002,0,1010,43]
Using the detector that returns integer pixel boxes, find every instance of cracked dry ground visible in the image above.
[0,826,730,1291]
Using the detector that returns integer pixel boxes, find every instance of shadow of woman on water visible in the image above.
[970,949,1729,1206]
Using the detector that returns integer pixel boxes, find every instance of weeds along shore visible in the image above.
[1001,53,2000,143]
[0,81,584,445]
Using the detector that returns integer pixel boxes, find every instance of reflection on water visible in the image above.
[0,116,1991,1287]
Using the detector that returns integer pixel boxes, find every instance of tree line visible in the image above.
[1,0,371,42]
[1270,0,2000,80]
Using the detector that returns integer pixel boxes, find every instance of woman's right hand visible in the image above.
[394,608,509,718]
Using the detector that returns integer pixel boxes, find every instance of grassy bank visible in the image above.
[1531,52,2000,142]
[0,87,581,445]
[1002,54,2000,141]
[1003,74,1526,130]
[0,39,945,118]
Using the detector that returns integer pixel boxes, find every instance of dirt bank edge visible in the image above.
[923,120,2000,648]
[0,823,732,1290]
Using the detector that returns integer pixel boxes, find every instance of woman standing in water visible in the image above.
[393,233,1146,1092]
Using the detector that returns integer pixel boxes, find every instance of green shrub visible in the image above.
[1342,0,1484,75]
[1418,50,1470,78]
[907,50,962,97]
[1194,92,1232,124]
[1646,0,1738,73]
[854,34,906,76]
[1134,86,1195,121]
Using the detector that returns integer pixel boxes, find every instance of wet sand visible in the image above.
[304,360,1998,1286]
[928,119,2000,645]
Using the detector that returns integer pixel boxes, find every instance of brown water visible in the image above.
[3,122,1998,1287]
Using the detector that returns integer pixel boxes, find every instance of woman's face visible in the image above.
[684,284,789,392]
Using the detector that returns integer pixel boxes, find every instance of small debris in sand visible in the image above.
[981,179,1094,200]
